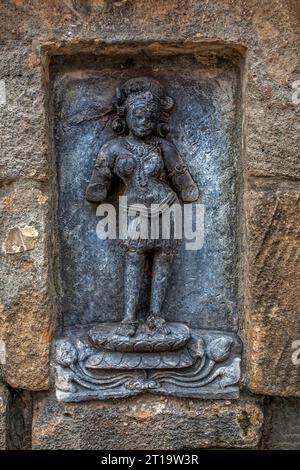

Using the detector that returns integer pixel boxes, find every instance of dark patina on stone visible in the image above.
[55,56,240,331]
[54,69,242,401]
[56,328,241,401]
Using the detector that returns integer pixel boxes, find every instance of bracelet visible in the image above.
[167,163,187,179]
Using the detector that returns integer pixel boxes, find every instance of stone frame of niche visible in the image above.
[48,41,246,399]
[3,40,246,393]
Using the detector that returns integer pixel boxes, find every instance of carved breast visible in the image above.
[114,142,164,185]
[113,140,177,208]
[114,154,136,178]
[142,151,163,177]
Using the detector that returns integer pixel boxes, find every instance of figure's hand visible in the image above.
[86,183,107,203]
[181,184,199,202]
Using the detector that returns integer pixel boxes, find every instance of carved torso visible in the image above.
[113,137,178,208]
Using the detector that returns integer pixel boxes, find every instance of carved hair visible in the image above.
[111,77,174,137]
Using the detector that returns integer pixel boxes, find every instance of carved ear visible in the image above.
[161,96,174,112]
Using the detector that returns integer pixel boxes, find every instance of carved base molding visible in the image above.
[55,323,242,401]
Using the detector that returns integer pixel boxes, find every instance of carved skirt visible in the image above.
[119,207,181,254]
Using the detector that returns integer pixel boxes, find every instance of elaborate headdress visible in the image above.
[111,77,174,137]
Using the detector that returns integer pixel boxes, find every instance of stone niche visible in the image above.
[51,44,244,402]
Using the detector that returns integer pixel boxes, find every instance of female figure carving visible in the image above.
[86,77,199,337]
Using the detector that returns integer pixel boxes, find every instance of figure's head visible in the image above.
[126,91,160,138]
[111,77,174,138]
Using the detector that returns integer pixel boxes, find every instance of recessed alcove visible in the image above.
[50,44,244,334]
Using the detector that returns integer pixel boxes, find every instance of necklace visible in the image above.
[125,136,160,158]
[124,137,161,188]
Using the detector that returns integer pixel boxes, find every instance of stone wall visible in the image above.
[0,0,299,449]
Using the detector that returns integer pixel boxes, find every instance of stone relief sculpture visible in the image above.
[86,77,199,337]
[55,77,242,401]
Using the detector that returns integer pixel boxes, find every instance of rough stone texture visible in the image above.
[246,3,300,180]
[32,394,263,449]
[0,180,55,390]
[0,383,9,449]
[0,43,50,182]
[7,390,33,450]
[245,191,300,397]
[0,0,299,449]
[262,398,300,449]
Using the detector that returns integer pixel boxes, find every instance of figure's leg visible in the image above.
[147,250,174,333]
[115,250,145,337]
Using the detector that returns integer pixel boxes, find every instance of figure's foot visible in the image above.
[146,314,171,335]
[114,320,138,337]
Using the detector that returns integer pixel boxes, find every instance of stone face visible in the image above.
[0,384,9,450]
[245,191,300,397]
[262,398,300,450]
[32,394,263,449]
[0,180,55,390]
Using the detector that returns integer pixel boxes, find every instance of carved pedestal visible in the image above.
[56,323,242,401]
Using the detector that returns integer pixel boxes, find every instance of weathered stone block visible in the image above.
[245,2,300,179]
[262,398,300,449]
[245,190,300,396]
[0,180,54,390]
[0,43,50,182]
[246,86,300,179]
[32,394,263,449]
[0,383,9,449]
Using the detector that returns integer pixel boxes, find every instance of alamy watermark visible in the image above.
[95,197,205,251]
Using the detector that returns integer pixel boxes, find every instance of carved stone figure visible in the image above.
[55,76,242,401]
[86,77,199,337]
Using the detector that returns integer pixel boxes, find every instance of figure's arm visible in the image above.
[162,140,199,202]
[86,142,115,203]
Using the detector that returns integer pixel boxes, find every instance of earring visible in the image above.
[111,117,126,134]
[157,122,170,137]
[161,96,174,112]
